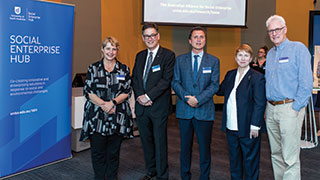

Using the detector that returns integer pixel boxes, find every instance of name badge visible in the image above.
[116,74,125,80]
[202,67,211,73]
[279,57,289,63]
[152,65,161,72]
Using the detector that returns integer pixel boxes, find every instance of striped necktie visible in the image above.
[143,52,153,90]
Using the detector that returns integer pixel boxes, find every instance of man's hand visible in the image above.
[185,95,198,108]
[145,100,153,106]
[250,129,259,139]
[137,94,153,106]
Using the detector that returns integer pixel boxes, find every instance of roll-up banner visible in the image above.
[0,0,74,178]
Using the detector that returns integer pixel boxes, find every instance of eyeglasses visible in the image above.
[258,51,264,53]
[267,26,285,34]
[143,33,158,39]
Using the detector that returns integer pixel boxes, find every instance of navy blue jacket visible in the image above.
[217,69,266,137]
[172,52,220,121]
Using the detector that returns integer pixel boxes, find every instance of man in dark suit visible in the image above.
[217,44,266,180]
[171,26,220,180]
[132,23,175,180]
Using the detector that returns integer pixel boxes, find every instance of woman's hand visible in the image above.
[101,101,114,113]
[107,107,115,114]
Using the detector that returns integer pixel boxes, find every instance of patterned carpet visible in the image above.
[4,111,320,180]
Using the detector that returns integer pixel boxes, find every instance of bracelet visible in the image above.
[112,99,117,106]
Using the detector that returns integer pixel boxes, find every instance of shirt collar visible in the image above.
[191,51,204,59]
[275,38,289,51]
[148,44,160,56]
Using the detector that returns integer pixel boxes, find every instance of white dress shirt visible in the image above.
[143,45,159,79]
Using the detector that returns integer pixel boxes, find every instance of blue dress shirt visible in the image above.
[265,39,313,111]
[191,51,203,72]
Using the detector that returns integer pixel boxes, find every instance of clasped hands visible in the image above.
[185,95,198,108]
[100,101,115,114]
[137,94,153,106]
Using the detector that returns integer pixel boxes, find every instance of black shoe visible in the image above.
[139,175,156,180]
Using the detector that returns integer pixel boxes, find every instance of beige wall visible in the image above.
[100,0,173,71]
[276,0,314,46]
[208,28,241,103]
[61,0,101,78]
[241,0,276,53]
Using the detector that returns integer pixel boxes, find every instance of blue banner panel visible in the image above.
[313,15,320,46]
[0,0,74,178]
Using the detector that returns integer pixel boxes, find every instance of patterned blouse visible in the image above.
[80,59,133,141]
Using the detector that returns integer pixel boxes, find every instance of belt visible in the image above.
[268,99,294,106]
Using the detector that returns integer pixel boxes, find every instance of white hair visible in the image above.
[266,15,286,28]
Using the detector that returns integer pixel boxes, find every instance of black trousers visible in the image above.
[89,133,123,180]
[315,92,320,107]
[136,110,169,179]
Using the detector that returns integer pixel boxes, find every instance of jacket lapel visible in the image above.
[151,46,162,67]
[227,70,237,94]
[186,52,193,82]
[138,50,148,88]
[144,46,163,85]
[237,68,252,90]
[196,53,206,81]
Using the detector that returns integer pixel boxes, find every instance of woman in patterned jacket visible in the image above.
[80,36,133,180]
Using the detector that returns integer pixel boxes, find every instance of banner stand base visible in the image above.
[0,156,72,180]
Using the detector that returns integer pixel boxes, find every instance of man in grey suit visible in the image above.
[171,26,220,180]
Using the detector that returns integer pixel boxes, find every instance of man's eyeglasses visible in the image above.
[258,51,265,53]
[267,26,285,34]
[143,33,158,39]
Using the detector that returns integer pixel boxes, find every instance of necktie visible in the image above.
[193,55,199,81]
[143,52,153,90]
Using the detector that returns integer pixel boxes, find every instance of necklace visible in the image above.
[104,60,115,72]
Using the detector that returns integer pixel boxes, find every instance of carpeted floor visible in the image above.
[3,111,320,180]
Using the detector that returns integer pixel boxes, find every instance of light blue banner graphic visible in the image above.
[0,0,74,178]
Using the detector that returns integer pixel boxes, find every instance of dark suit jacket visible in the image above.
[171,52,220,121]
[217,68,266,137]
[132,46,175,117]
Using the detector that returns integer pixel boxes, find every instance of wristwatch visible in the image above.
[112,99,117,106]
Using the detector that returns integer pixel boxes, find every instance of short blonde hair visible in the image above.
[235,44,253,57]
[102,36,120,50]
